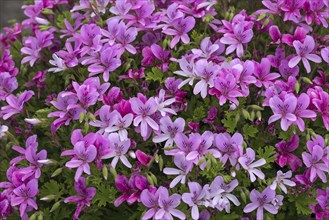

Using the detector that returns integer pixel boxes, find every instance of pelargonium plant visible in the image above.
[1,0,329,219]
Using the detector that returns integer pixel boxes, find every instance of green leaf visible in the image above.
[256,146,276,168]
[288,193,317,215]
[39,180,65,200]
[243,124,258,138]
[93,184,116,207]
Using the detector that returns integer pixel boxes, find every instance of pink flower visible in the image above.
[288,36,322,73]
[275,134,302,171]
[1,90,34,120]
[11,179,38,218]
[268,94,297,131]
[64,177,96,219]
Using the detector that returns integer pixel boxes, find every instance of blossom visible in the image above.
[166,133,201,158]
[275,134,302,171]
[288,36,322,73]
[101,133,131,168]
[254,58,280,88]
[130,96,159,138]
[193,59,220,99]
[48,53,67,72]
[155,187,185,219]
[209,176,240,213]
[152,116,185,147]
[291,93,316,131]
[0,72,18,101]
[238,148,266,182]
[302,145,329,182]
[104,110,133,141]
[162,16,195,48]
[174,56,197,88]
[163,154,193,188]
[220,23,253,57]
[88,46,122,82]
[214,132,243,166]
[268,94,297,131]
[0,124,8,139]
[64,177,96,219]
[1,90,34,120]
[114,174,153,207]
[270,170,296,193]
[154,89,176,116]
[321,47,329,64]
[243,187,279,220]
[11,179,38,218]
[310,187,329,220]
[281,26,307,46]
[90,105,118,134]
[182,182,206,219]
[64,140,97,182]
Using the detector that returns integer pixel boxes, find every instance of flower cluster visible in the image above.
[0,0,329,219]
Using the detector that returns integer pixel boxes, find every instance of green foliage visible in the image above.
[242,124,258,139]
[288,192,317,215]
[256,146,277,168]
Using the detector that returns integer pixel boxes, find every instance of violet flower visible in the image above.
[291,93,316,131]
[182,182,206,220]
[155,187,185,219]
[220,23,253,57]
[288,36,322,73]
[243,187,279,220]
[65,141,97,182]
[321,46,329,64]
[302,145,329,183]
[163,153,193,188]
[130,96,159,138]
[104,110,133,141]
[152,116,185,147]
[166,133,201,158]
[174,56,197,89]
[275,134,302,171]
[238,148,266,182]
[64,177,96,219]
[270,170,296,194]
[11,179,38,218]
[193,59,219,99]
[214,132,243,166]
[101,133,131,168]
[0,72,18,101]
[155,89,176,116]
[268,94,297,131]
[162,16,195,48]
[1,90,34,120]
[209,176,240,213]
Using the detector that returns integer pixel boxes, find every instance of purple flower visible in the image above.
[238,148,266,182]
[155,89,176,116]
[191,37,225,59]
[182,182,206,220]
[302,145,329,183]
[90,105,117,134]
[72,81,100,108]
[253,58,280,88]
[193,59,220,99]
[270,170,296,194]
[1,90,34,120]
[104,111,133,141]
[114,174,153,207]
[166,133,201,158]
[88,46,122,82]
[155,187,185,219]
[163,16,196,48]
[64,177,96,219]
[291,93,316,131]
[0,72,18,101]
[243,187,279,220]
[11,179,38,218]
[24,70,46,98]
[209,176,240,213]
[220,23,253,57]
[130,96,159,138]
[310,187,329,220]
[101,133,131,168]
[275,134,302,171]
[64,140,97,182]
[214,132,243,166]
[209,66,243,106]
[268,93,297,131]
[152,116,185,147]
[281,26,307,46]
[163,154,193,188]
[174,56,197,89]
[288,36,322,73]
[321,46,329,64]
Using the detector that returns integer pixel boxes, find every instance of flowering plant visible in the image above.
[1,0,329,219]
